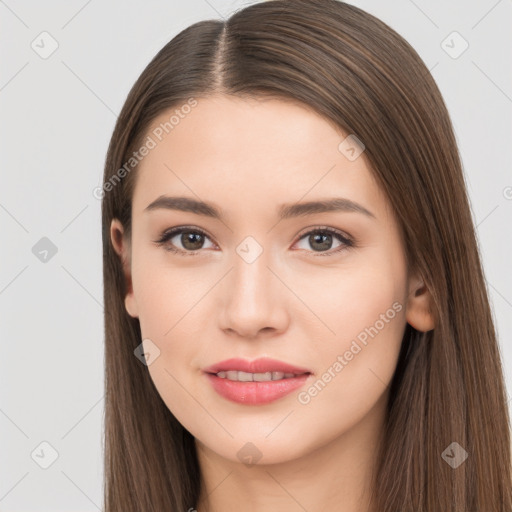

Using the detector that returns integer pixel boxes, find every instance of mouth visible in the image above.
[203,356,312,376]
[203,357,313,405]
[213,370,309,381]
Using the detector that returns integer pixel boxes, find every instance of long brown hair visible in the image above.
[101,1,512,510]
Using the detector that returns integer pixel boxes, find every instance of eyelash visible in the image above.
[153,225,355,258]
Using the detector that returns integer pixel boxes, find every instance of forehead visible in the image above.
[132,95,386,220]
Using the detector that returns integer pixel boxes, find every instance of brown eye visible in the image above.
[154,225,354,257]
[308,232,334,251]
[154,227,215,255]
[294,227,354,256]
[179,231,206,251]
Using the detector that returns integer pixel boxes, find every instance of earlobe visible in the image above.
[110,219,139,319]
[124,294,139,319]
[405,278,436,332]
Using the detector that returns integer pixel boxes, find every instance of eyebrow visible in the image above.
[144,195,376,220]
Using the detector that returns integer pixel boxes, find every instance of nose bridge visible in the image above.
[217,235,287,337]
[231,236,276,305]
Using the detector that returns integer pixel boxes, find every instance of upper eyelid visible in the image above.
[295,225,352,240]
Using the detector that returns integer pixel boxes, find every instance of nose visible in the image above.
[217,247,290,340]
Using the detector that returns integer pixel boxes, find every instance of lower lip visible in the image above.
[205,373,311,405]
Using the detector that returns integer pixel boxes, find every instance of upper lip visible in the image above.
[203,357,312,375]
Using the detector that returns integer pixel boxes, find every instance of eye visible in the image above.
[153,225,354,257]
[293,226,354,257]
[153,226,215,256]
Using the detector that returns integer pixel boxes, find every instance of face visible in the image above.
[111,94,433,465]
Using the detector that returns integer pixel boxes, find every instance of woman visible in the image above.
[100,0,512,510]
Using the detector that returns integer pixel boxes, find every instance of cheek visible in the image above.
[132,249,204,339]
[335,271,404,346]
[295,253,406,346]
[304,251,407,406]
[131,260,207,413]
[296,245,407,379]
[289,273,407,449]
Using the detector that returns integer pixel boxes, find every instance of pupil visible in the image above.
[183,232,203,250]
[310,233,331,251]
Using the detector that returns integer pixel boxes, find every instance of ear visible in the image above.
[405,275,436,332]
[110,219,139,318]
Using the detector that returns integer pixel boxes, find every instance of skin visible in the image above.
[111,95,435,512]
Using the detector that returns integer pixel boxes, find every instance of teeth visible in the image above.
[253,372,272,381]
[238,371,254,382]
[215,371,303,382]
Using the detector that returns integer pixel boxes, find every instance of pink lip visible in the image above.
[203,357,312,405]
[203,357,312,375]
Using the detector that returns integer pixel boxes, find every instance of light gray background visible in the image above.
[1,0,511,510]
